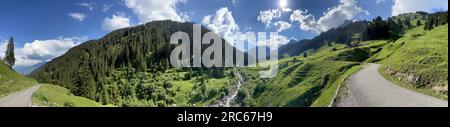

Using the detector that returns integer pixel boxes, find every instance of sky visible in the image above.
[0,0,448,68]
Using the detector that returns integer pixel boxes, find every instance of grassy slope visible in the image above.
[0,60,37,97]
[32,84,109,107]
[169,71,234,107]
[378,25,448,99]
[100,69,235,107]
[241,41,388,107]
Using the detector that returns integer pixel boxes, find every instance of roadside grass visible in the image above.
[246,59,360,107]
[240,40,388,107]
[378,68,448,100]
[379,25,448,99]
[311,64,364,107]
[32,84,111,107]
[0,60,37,97]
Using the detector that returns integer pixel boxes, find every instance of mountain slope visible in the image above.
[379,24,448,99]
[29,20,245,106]
[32,84,108,107]
[0,60,37,97]
[278,12,434,58]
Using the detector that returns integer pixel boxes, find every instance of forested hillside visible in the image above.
[30,21,241,106]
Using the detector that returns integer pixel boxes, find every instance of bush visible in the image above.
[64,102,75,107]
[208,88,219,99]
[163,81,173,89]
[237,88,249,101]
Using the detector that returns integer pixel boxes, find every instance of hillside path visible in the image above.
[0,85,41,107]
[339,64,447,107]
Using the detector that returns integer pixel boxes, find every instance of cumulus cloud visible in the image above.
[201,7,240,44]
[102,12,132,31]
[391,0,448,16]
[274,21,292,32]
[14,37,88,67]
[290,10,321,33]
[124,0,187,23]
[69,13,86,22]
[202,7,288,50]
[258,34,290,50]
[290,0,368,33]
[77,2,96,11]
[257,9,282,27]
[0,40,7,59]
[257,8,292,27]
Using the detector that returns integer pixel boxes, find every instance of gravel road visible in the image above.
[0,85,41,107]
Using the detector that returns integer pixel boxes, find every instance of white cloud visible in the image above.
[376,0,385,4]
[69,13,86,22]
[281,8,292,12]
[257,8,292,27]
[391,0,448,16]
[124,0,187,23]
[14,37,88,67]
[102,4,113,12]
[290,10,321,33]
[257,9,282,27]
[0,40,7,59]
[258,34,290,50]
[201,7,240,44]
[290,0,368,33]
[102,12,132,31]
[203,7,290,50]
[77,2,96,11]
[274,21,292,32]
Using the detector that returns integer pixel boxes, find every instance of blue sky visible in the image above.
[0,0,447,67]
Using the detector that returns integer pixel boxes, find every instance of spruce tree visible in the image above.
[4,37,15,67]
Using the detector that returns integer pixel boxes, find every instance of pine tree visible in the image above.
[4,37,15,67]
[73,58,97,99]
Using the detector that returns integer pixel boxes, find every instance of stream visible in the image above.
[210,71,244,107]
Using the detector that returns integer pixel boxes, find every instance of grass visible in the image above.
[242,53,362,107]
[0,60,38,97]
[239,39,391,107]
[378,25,448,99]
[170,75,233,107]
[32,84,111,107]
[311,64,364,107]
[256,60,359,107]
[378,67,448,100]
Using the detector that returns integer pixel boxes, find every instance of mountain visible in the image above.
[30,20,247,106]
[13,62,46,75]
[278,11,437,58]
[278,20,370,57]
